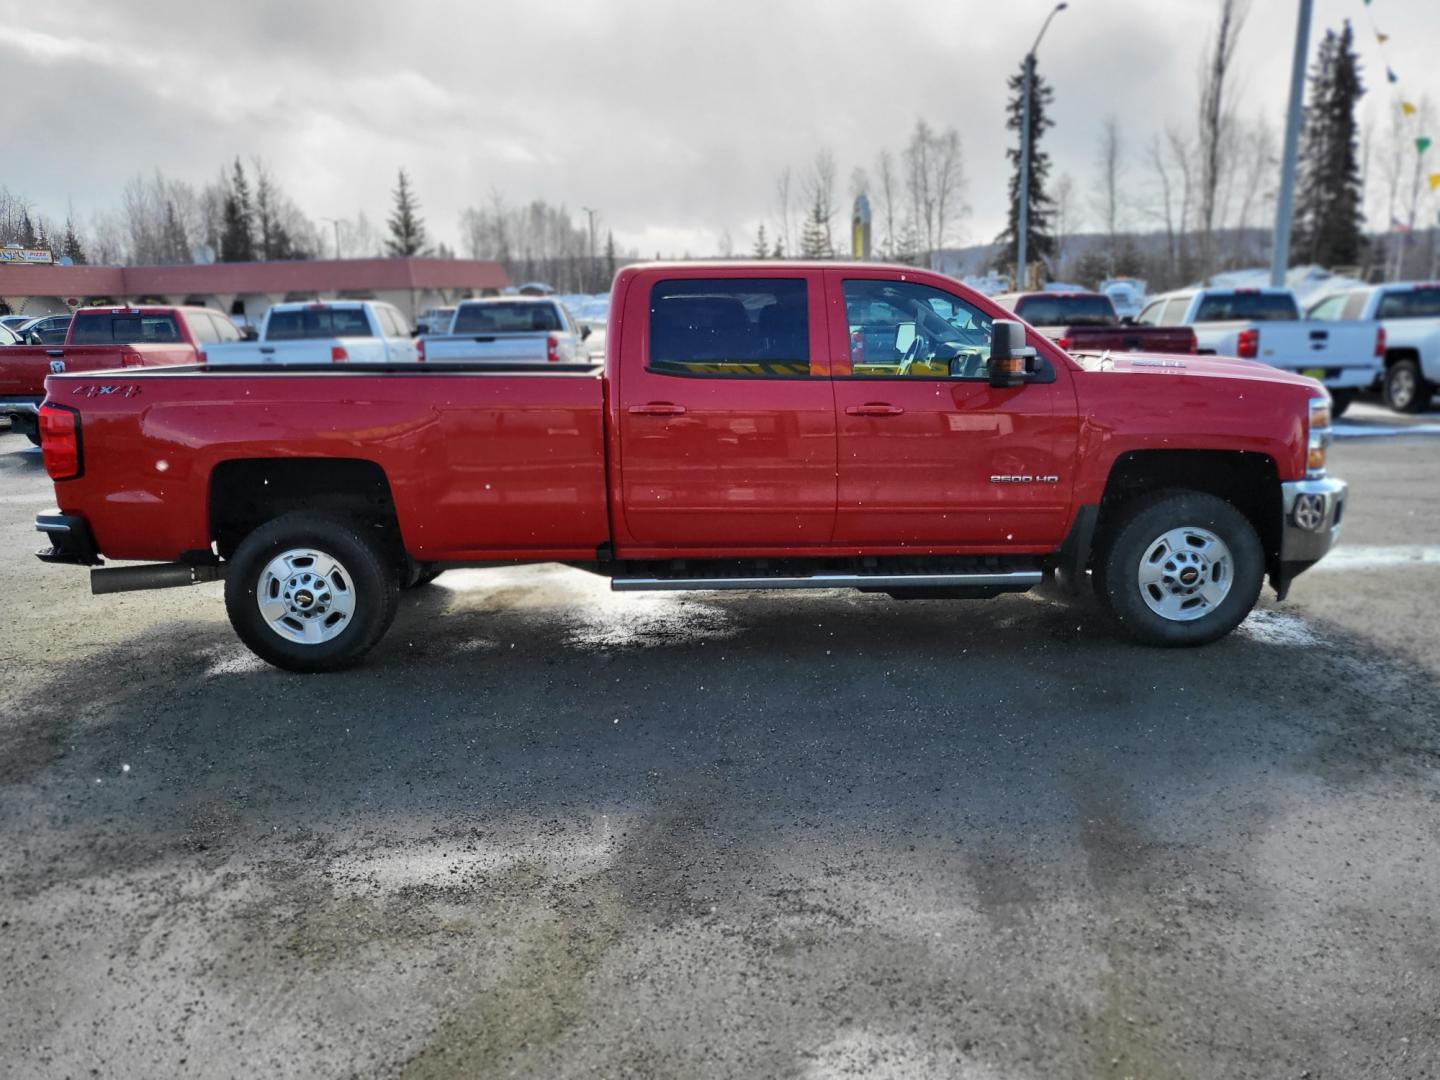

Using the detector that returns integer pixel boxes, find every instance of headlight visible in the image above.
[1307,395,1332,476]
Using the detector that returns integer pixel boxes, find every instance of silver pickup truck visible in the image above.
[422,297,594,365]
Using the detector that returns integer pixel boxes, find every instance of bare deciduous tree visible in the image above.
[1091,116,1124,276]
[874,148,899,259]
[1196,0,1250,277]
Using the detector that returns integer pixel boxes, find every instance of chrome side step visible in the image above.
[611,570,1043,592]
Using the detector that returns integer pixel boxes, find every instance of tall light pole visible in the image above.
[1017,2,1067,289]
[1270,0,1313,286]
[321,216,342,260]
[581,206,599,292]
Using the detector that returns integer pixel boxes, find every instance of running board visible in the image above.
[611,570,1043,592]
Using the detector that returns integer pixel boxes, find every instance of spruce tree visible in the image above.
[18,210,37,248]
[61,218,87,265]
[1293,21,1366,268]
[753,223,769,259]
[220,158,254,262]
[994,62,1057,275]
[800,195,830,258]
[386,169,427,257]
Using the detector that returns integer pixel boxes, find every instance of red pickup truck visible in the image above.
[33,262,1345,671]
[993,291,1197,355]
[1,305,239,443]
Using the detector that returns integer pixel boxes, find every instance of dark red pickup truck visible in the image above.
[994,291,1197,355]
[34,262,1345,671]
[1,305,240,443]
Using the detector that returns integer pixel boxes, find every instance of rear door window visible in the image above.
[1376,288,1440,319]
[1193,292,1299,322]
[266,307,374,339]
[648,278,810,377]
[70,312,183,344]
[453,302,563,333]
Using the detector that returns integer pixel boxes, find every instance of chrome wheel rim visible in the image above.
[1391,367,1416,409]
[256,548,356,644]
[1137,526,1233,622]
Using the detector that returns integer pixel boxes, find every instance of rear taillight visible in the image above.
[546,334,560,363]
[331,345,349,363]
[1375,327,1386,357]
[1236,328,1259,359]
[39,403,82,480]
[1056,335,1073,352]
[1186,330,1198,354]
[416,338,426,363]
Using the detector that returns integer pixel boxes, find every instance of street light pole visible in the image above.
[1270,0,1313,286]
[321,217,342,260]
[1016,2,1067,290]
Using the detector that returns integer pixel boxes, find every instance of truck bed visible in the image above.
[44,363,608,563]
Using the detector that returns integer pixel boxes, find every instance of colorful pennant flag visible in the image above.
[1420,137,1434,155]
[1429,173,1440,192]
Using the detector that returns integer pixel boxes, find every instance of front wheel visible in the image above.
[1384,359,1431,414]
[224,513,399,672]
[1328,388,1354,418]
[1094,491,1264,647]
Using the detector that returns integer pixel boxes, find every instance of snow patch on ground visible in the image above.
[1238,609,1325,647]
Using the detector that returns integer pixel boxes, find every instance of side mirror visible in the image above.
[241,326,258,341]
[1119,315,1136,326]
[581,324,593,341]
[989,319,1038,388]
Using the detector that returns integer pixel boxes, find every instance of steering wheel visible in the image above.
[897,331,924,374]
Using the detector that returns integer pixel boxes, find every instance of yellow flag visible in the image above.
[1402,101,1417,116]
[1430,173,1440,192]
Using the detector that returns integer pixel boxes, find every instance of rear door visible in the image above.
[615,271,836,548]
[827,269,1077,549]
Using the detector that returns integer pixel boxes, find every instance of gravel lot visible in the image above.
[2,407,1439,1079]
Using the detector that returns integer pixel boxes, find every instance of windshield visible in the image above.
[453,302,562,333]
[266,307,373,339]
[69,312,182,344]
[1193,292,1299,322]
[1014,294,1117,327]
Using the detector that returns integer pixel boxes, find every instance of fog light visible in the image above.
[1292,493,1327,532]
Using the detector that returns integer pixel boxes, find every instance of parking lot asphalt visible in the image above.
[2,417,1439,1079]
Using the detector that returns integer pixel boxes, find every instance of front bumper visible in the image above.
[1273,477,1346,598]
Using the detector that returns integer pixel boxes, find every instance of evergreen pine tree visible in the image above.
[61,218,87,265]
[162,200,190,263]
[386,169,428,257]
[752,223,769,259]
[800,195,830,258]
[1293,22,1366,268]
[772,236,785,259]
[994,62,1057,276]
[18,211,37,248]
[220,158,255,262]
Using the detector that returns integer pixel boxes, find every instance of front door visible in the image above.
[827,270,1076,550]
[615,272,837,549]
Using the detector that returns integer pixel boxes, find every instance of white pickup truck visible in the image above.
[201,301,420,366]
[1307,281,1440,413]
[421,297,594,365]
[1137,286,1382,414]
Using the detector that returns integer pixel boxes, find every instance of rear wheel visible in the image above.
[1384,359,1431,414]
[224,513,399,672]
[1095,491,1264,647]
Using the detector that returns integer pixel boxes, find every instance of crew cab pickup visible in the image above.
[1138,287,1382,413]
[1,305,230,443]
[201,301,420,366]
[422,297,592,365]
[1308,281,1440,413]
[993,291,1195,354]
[33,262,1346,672]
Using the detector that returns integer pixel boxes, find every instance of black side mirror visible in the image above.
[581,324,593,341]
[989,319,1038,389]
[1119,315,1136,326]
[241,326,258,341]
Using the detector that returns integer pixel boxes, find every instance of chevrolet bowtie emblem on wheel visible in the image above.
[990,475,1060,484]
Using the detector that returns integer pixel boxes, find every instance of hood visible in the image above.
[1072,350,1323,390]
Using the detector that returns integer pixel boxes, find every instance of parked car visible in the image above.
[201,301,420,366]
[422,297,594,365]
[414,306,455,336]
[993,291,1195,354]
[1307,281,1440,413]
[1138,286,1382,415]
[1,314,37,334]
[14,314,72,345]
[0,323,19,346]
[33,261,1344,671]
[1099,278,1147,321]
[0,305,227,444]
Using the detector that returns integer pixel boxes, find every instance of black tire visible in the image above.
[1328,388,1354,418]
[224,512,399,672]
[1384,359,1431,414]
[1094,491,1264,647]
[400,560,443,590]
[25,430,41,447]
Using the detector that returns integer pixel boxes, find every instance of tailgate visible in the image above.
[0,345,65,397]
[1255,322,1377,369]
[1060,326,1194,354]
[425,333,550,364]
[3,345,191,396]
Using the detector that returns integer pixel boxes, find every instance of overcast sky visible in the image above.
[4,0,1436,257]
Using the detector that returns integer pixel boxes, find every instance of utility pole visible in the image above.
[1270,0,1312,286]
[1017,2,1067,290]
[321,216,343,260]
[581,207,598,292]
